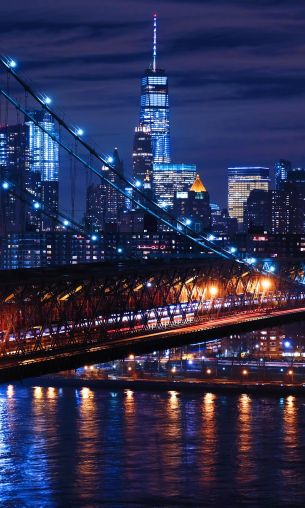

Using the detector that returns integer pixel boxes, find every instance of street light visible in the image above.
[261,278,271,290]
[209,286,218,297]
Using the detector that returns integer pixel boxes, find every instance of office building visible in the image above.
[26,110,59,231]
[228,166,270,228]
[174,174,211,233]
[139,15,170,163]
[274,159,291,190]
[0,124,29,234]
[153,163,196,208]
[85,148,125,232]
[244,189,272,233]
[132,125,153,184]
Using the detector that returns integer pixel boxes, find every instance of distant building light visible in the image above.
[63,220,69,226]
[76,128,84,136]
[185,219,192,226]
[33,202,40,209]
[108,156,113,163]
[230,247,237,254]
[8,59,17,69]
[2,182,9,190]
[117,247,123,254]
[135,180,142,188]
[91,234,98,241]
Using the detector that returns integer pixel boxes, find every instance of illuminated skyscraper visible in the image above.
[228,166,270,228]
[153,163,196,208]
[274,159,291,190]
[139,15,170,163]
[26,110,59,230]
[0,124,29,234]
[132,124,153,184]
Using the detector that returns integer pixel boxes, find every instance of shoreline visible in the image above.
[21,374,305,397]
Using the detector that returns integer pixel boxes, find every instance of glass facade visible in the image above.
[140,70,170,163]
[153,163,196,208]
[26,110,59,230]
[274,159,291,190]
[228,167,270,227]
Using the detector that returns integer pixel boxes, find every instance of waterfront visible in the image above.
[1,383,305,507]
[1,323,305,507]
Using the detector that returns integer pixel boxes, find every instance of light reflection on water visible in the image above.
[0,385,304,506]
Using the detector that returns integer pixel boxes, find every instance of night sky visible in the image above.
[2,0,305,206]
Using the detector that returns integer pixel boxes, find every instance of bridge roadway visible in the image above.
[1,304,305,382]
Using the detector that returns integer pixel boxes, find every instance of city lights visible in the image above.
[209,286,218,297]
[261,278,271,290]
[76,128,84,136]
[8,59,17,68]
[2,182,9,189]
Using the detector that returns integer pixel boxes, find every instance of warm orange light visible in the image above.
[128,366,132,371]
[242,369,248,376]
[288,370,293,375]
[129,354,135,360]
[209,286,218,297]
[261,278,271,290]
[171,366,176,373]
[206,368,212,374]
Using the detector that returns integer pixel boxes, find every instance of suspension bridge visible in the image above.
[0,57,305,380]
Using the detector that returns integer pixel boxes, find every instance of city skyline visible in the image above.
[2,1,305,205]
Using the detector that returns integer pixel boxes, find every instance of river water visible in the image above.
[1,382,305,507]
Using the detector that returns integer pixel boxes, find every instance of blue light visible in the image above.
[185,219,192,226]
[108,156,113,164]
[230,247,237,254]
[33,202,40,209]
[8,59,17,69]
[269,265,275,273]
[117,248,123,254]
[135,180,142,188]
[63,220,69,227]
[208,234,215,241]
[44,96,52,105]
[76,128,84,136]
[2,182,9,190]
[146,282,152,288]
[91,234,98,241]
[283,340,291,348]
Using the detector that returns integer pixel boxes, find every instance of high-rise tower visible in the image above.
[140,15,170,163]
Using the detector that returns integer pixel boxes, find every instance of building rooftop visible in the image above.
[189,174,207,193]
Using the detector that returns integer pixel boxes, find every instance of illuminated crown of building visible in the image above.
[189,174,207,193]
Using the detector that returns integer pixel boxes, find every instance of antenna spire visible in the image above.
[153,14,157,72]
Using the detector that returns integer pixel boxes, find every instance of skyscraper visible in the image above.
[174,174,211,233]
[85,148,125,232]
[139,15,170,163]
[0,124,29,234]
[274,159,291,190]
[26,110,59,230]
[132,125,153,184]
[228,166,270,228]
[153,163,196,208]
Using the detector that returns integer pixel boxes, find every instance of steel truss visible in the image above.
[0,259,303,358]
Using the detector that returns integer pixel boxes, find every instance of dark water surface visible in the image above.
[1,384,305,507]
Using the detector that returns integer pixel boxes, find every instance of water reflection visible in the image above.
[75,387,99,504]
[237,394,256,487]
[201,393,217,486]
